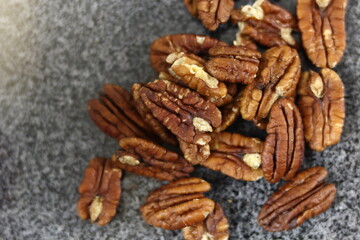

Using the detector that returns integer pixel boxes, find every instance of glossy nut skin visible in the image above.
[182,203,229,240]
[297,69,345,151]
[88,84,153,140]
[112,137,194,181]
[178,138,211,165]
[231,0,297,48]
[150,34,226,73]
[77,158,122,226]
[297,0,347,68]
[205,45,261,84]
[261,99,304,183]
[202,132,264,181]
[215,91,242,132]
[258,166,336,232]
[141,178,215,230]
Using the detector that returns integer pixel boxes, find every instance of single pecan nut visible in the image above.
[196,0,235,31]
[150,34,226,73]
[205,45,261,84]
[88,84,153,140]
[202,132,264,181]
[112,137,194,181]
[182,202,229,240]
[140,80,221,161]
[231,0,297,48]
[297,68,345,151]
[141,177,215,230]
[77,157,122,226]
[258,166,336,231]
[167,52,228,99]
[261,98,304,183]
[131,83,178,145]
[297,0,347,68]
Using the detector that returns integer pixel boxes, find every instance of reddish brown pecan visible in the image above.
[208,82,238,107]
[205,45,261,84]
[88,84,154,140]
[131,83,178,145]
[178,138,211,165]
[297,69,345,151]
[215,91,242,132]
[77,157,122,226]
[231,0,297,48]
[141,178,215,230]
[202,132,264,181]
[112,137,193,181]
[182,203,229,240]
[258,166,336,231]
[150,34,226,73]
[261,98,304,183]
[297,0,347,68]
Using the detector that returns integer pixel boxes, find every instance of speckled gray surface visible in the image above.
[0,0,359,239]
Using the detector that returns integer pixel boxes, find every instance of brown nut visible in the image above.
[112,137,194,181]
[182,202,229,240]
[150,34,226,73]
[178,138,211,165]
[196,0,235,31]
[297,69,345,151]
[215,91,242,132]
[131,83,178,145]
[205,45,261,84]
[258,166,336,232]
[261,98,304,183]
[231,0,297,48]
[88,84,154,140]
[202,132,264,181]
[77,158,122,226]
[297,0,347,68]
[141,177,215,230]
[208,82,238,107]
[184,0,198,17]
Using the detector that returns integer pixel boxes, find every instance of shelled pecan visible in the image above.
[77,157,122,226]
[208,82,238,107]
[261,99,304,183]
[141,178,215,230]
[182,202,229,240]
[112,137,193,181]
[231,0,297,48]
[150,34,226,73]
[215,91,242,132]
[258,166,336,231]
[297,0,347,68]
[202,132,264,181]
[297,68,345,151]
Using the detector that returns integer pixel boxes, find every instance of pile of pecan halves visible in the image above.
[77,0,347,238]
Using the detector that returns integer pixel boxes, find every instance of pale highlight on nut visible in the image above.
[166,52,185,64]
[193,117,213,132]
[233,22,246,46]
[118,155,140,166]
[196,36,206,44]
[310,75,324,98]
[243,153,262,169]
[316,0,331,9]
[241,0,264,20]
[281,28,296,46]
[201,232,215,240]
[89,196,103,222]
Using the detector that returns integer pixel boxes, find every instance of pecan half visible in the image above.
[141,178,215,230]
[150,34,226,73]
[112,137,193,181]
[77,157,122,226]
[297,69,345,151]
[202,132,264,181]
[182,202,229,240]
[205,45,261,84]
[131,83,178,145]
[231,0,297,48]
[258,166,336,231]
[88,84,154,140]
[297,0,347,68]
[196,0,235,31]
[261,98,304,183]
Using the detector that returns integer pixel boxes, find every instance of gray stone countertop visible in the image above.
[0,0,359,239]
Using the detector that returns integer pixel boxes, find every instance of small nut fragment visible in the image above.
[258,166,336,231]
[297,0,347,68]
[243,153,261,169]
[215,91,242,132]
[297,69,345,151]
[141,178,215,230]
[182,203,229,240]
[113,137,194,181]
[261,99,304,183]
[77,158,122,226]
[178,138,211,165]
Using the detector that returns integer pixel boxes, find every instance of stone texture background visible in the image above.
[0,0,359,239]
